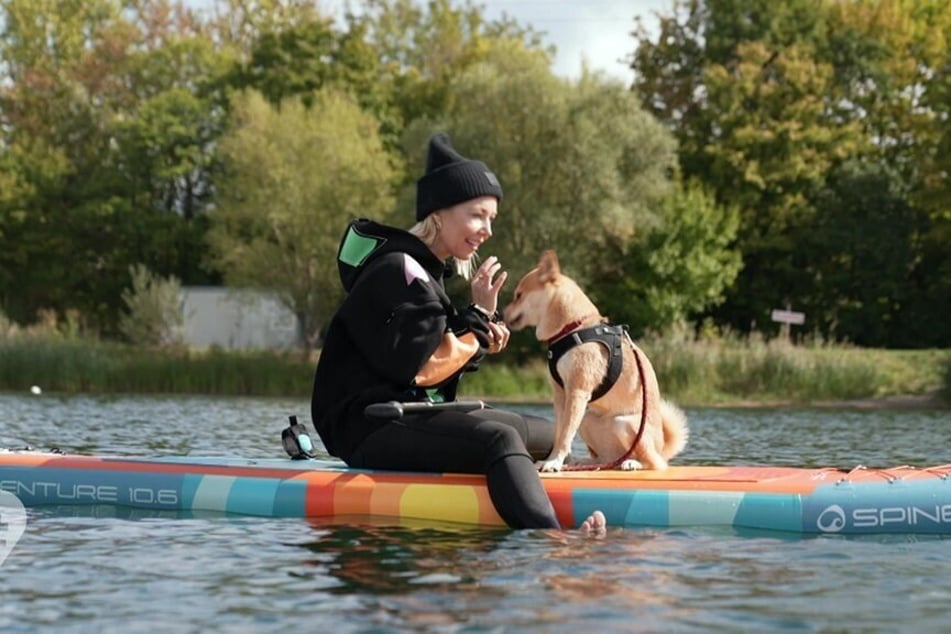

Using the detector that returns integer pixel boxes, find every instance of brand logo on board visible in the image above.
[0,490,26,567]
[816,502,951,532]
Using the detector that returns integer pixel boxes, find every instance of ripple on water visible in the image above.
[1,394,950,633]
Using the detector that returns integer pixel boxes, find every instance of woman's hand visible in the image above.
[471,256,507,314]
[486,321,510,354]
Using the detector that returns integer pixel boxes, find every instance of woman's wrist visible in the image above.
[469,303,502,324]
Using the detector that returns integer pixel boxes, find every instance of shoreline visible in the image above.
[3,388,947,410]
[472,390,949,411]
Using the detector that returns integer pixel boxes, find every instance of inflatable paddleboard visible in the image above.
[1,452,949,535]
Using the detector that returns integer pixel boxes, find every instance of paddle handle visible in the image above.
[364,400,486,420]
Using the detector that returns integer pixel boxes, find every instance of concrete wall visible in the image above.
[181,287,299,350]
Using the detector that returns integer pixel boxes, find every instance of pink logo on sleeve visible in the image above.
[402,254,430,286]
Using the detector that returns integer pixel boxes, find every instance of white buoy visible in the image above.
[30,385,42,395]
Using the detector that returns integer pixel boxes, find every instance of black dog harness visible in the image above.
[547,323,627,402]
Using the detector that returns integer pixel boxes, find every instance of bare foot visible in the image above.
[579,510,607,536]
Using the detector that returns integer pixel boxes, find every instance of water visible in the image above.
[1,393,950,633]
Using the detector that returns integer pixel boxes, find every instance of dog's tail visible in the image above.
[659,399,689,460]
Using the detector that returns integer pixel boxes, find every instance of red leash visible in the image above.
[563,344,648,472]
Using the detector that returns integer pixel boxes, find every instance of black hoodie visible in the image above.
[310,219,493,462]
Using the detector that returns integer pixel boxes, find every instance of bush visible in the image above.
[118,264,184,347]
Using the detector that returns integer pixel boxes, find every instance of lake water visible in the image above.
[1,393,950,633]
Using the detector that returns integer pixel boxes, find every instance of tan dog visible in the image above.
[503,251,688,472]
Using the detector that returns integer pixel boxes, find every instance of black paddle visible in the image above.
[364,400,486,420]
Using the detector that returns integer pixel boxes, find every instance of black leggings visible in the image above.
[347,408,559,529]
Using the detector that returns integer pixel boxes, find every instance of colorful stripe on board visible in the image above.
[1,452,949,534]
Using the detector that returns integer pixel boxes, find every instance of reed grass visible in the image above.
[0,339,313,397]
[639,329,948,406]
[1,334,948,406]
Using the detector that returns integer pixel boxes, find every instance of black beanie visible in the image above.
[415,133,504,221]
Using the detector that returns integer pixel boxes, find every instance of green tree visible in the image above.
[401,41,678,288]
[398,41,739,336]
[207,89,401,349]
[596,179,742,335]
[230,18,341,104]
[201,0,325,60]
[111,20,234,284]
[801,160,922,346]
[630,0,951,346]
[0,0,231,333]
[223,0,550,152]
[227,15,403,145]
[0,0,138,328]
[344,0,550,141]
[700,39,866,330]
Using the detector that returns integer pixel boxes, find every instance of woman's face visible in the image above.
[431,196,498,261]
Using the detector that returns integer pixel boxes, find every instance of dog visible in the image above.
[502,250,688,472]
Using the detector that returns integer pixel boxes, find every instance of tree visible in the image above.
[800,160,921,346]
[629,0,951,346]
[343,0,550,142]
[402,40,679,291]
[201,0,325,60]
[700,40,866,330]
[0,0,128,326]
[595,179,742,335]
[227,15,403,146]
[207,89,401,349]
[397,41,741,335]
[0,0,232,333]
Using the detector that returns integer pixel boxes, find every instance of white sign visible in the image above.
[0,490,26,567]
[771,309,805,325]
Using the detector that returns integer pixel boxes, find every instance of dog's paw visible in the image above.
[536,457,566,472]
[619,459,643,471]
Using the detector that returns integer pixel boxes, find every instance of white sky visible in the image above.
[475,0,670,83]
[187,0,672,84]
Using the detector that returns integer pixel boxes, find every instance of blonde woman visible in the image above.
[310,133,604,532]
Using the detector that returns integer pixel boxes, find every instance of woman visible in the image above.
[310,133,605,532]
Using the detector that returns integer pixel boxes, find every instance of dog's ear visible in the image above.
[538,250,560,282]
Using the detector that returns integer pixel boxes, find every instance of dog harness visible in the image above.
[547,323,627,402]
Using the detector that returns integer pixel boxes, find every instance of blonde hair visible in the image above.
[409,212,476,280]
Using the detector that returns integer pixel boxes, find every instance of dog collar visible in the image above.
[545,315,600,346]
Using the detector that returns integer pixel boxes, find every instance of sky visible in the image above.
[474,0,669,83]
[187,0,672,84]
